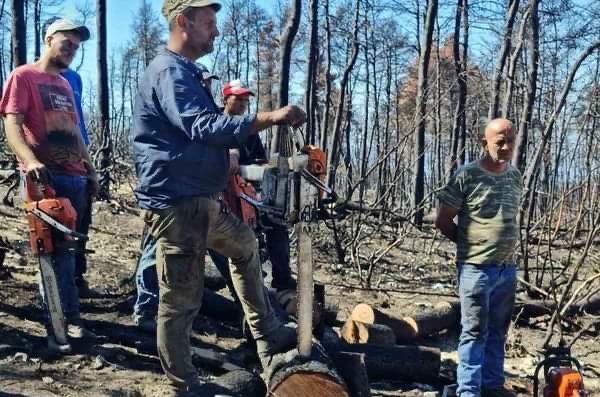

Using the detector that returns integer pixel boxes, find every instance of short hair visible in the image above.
[42,16,62,41]
[168,7,198,32]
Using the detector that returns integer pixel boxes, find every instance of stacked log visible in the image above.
[349,301,460,342]
[321,326,441,382]
[340,319,395,345]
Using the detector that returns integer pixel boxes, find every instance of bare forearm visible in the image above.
[251,105,306,133]
[4,117,39,166]
[251,112,276,134]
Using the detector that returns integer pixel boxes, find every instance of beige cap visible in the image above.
[162,0,222,22]
[44,19,90,41]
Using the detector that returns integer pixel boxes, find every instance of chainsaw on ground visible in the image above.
[24,177,87,349]
[533,344,587,397]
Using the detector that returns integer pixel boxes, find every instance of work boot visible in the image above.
[133,314,157,334]
[271,276,297,292]
[47,335,72,355]
[68,323,97,340]
[255,322,297,370]
[77,279,103,298]
[482,386,516,397]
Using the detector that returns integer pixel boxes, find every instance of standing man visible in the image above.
[42,17,96,298]
[131,1,305,393]
[132,63,220,332]
[217,79,296,291]
[435,118,522,397]
[0,18,99,353]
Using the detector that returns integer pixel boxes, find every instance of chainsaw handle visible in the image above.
[25,174,56,201]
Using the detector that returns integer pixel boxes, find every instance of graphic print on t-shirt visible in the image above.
[38,83,84,168]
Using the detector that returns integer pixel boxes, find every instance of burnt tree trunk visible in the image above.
[412,0,438,226]
[448,0,468,174]
[305,0,318,144]
[96,0,112,200]
[11,0,26,67]
[33,0,42,60]
[512,0,539,171]
[488,0,520,120]
[325,0,360,187]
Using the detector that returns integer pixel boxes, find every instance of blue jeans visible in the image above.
[25,174,89,327]
[456,263,517,397]
[264,220,292,287]
[75,196,92,285]
[133,222,292,318]
[133,230,159,319]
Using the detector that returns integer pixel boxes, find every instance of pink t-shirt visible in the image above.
[0,64,86,176]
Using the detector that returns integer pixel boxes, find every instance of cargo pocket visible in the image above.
[158,243,199,288]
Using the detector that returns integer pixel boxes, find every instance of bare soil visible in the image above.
[0,184,598,396]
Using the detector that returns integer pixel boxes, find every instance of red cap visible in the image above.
[223,79,254,98]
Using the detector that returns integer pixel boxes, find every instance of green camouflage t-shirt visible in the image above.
[438,161,523,265]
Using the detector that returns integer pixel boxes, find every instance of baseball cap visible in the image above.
[44,18,90,42]
[162,0,222,22]
[223,80,254,97]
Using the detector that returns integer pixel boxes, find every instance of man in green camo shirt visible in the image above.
[436,118,522,397]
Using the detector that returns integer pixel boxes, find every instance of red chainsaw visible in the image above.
[24,177,87,350]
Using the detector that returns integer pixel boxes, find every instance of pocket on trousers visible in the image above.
[158,244,199,287]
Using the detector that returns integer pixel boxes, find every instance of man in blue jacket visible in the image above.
[131,1,306,393]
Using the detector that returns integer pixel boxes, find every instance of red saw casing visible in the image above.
[224,174,258,229]
[25,197,77,255]
[543,368,585,397]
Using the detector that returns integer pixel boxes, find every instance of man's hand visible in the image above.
[272,105,306,127]
[229,149,240,175]
[435,204,460,243]
[87,174,100,198]
[25,160,49,183]
[83,161,100,198]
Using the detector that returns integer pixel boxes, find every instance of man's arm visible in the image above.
[251,105,306,133]
[3,114,48,181]
[158,68,305,147]
[435,204,460,243]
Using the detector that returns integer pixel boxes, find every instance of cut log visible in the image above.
[331,352,371,397]
[272,372,349,397]
[320,327,440,382]
[341,319,395,345]
[266,343,349,397]
[350,301,459,342]
[341,343,440,381]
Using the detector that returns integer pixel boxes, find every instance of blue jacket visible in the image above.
[131,47,256,209]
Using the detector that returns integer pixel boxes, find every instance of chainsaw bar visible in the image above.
[38,253,69,346]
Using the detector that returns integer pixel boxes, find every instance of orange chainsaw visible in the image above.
[24,178,87,350]
[533,345,587,397]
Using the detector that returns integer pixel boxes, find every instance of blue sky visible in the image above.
[56,0,277,82]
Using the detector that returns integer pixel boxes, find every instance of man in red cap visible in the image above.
[218,80,297,292]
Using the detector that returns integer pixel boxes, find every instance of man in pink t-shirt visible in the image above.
[0,18,99,354]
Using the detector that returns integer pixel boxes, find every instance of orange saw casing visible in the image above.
[544,367,585,397]
[25,197,77,255]
[224,174,258,229]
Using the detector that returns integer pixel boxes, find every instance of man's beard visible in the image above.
[51,56,71,70]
